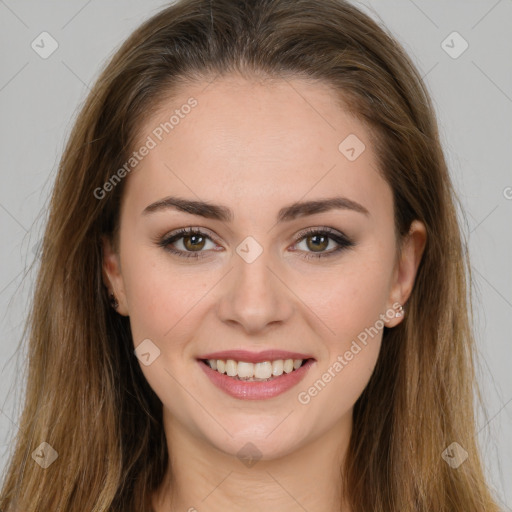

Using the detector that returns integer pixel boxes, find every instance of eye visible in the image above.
[157,226,355,260]
[158,227,219,259]
[292,227,355,260]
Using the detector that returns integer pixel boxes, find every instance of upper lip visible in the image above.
[198,349,315,364]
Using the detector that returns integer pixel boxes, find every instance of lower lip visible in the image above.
[197,359,315,400]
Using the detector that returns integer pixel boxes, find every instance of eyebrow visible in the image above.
[142,195,370,222]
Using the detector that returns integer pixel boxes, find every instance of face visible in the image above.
[103,75,425,461]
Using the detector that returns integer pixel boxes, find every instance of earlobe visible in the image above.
[385,302,406,328]
[101,234,128,315]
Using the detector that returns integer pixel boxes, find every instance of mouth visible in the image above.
[196,354,316,400]
[198,357,313,381]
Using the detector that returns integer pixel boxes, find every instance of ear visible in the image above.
[385,219,427,327]
[101,234,129,316]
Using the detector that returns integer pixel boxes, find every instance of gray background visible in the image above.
[0,0,511,508]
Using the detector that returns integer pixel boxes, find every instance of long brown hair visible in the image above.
[0,0,502,510]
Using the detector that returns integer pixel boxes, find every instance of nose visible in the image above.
[216,247,294,335]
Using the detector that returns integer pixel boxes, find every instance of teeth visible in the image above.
[254,361,272,379]
[225,359,237,377]
[272,360,283,376]
[206,358,306,380]
[237,361,254,378]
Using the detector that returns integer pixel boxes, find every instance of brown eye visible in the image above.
[183,234,206,251]
[158,228,218,259]
[305,233,329,252]
[293,227,356,260]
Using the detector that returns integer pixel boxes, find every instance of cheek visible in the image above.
[292,250,393,412]
[120,245,213,414]
[296,339,381,428]
[291,253,394,349]
[124,261,173,343]
[294,269,386,426]
[119,237,205,353]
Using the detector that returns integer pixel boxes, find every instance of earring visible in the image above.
[109,292,119,310]
[395,304,404,317]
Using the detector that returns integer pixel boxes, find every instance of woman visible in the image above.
[0,0,502,510]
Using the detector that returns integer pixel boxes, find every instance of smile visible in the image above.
[197,357,315,400]
[202,358,307,380]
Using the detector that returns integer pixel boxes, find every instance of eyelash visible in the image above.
[157,226,355,260]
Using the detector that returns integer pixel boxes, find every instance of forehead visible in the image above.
[122,75,391,224]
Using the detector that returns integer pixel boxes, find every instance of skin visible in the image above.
[102,75,426,512]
